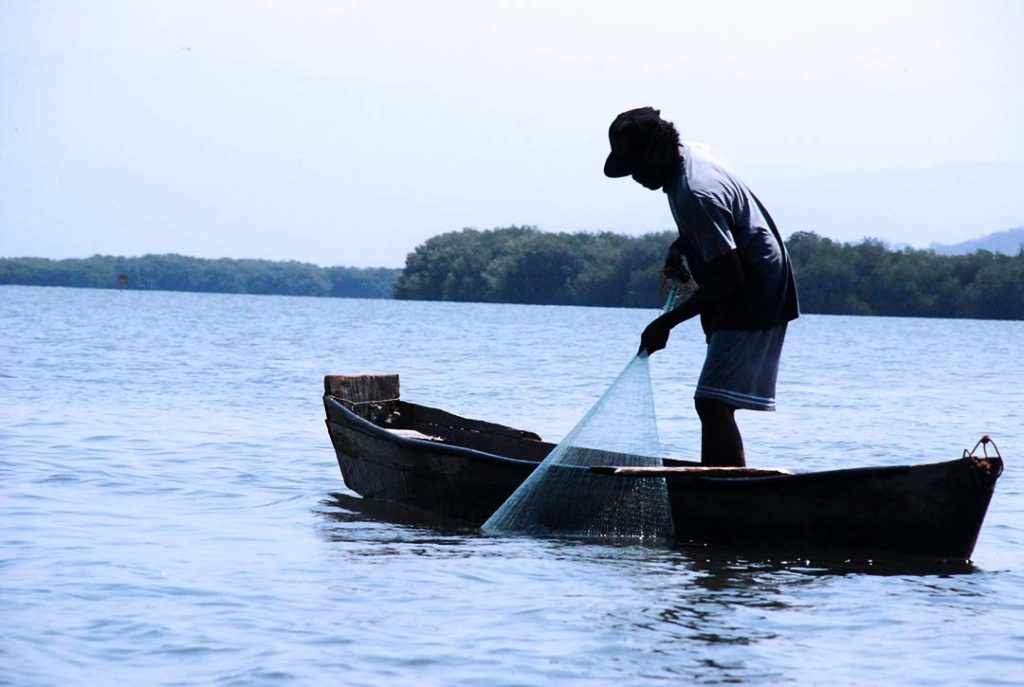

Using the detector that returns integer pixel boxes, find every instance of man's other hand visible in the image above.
[662,238,691,283]
[639,316,672,356]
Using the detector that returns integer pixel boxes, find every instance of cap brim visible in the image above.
[604,152,632,178]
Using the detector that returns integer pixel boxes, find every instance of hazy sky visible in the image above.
[3,1,1022,267]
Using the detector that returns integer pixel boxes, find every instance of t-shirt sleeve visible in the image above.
[684,193,735,262]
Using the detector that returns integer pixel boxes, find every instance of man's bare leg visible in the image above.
[695,398,745,467]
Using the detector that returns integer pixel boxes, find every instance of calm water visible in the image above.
[2,285,1022,686]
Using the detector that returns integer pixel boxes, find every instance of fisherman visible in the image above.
[604,107,799,467]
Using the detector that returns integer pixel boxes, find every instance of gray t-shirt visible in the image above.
[664,143,799,334]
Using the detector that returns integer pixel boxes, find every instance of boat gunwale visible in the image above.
[325,393,996,485]
[324,394,542,469]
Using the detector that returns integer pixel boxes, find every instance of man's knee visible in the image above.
[694,397,736,422]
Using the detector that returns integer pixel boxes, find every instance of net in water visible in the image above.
[481,354,673,543]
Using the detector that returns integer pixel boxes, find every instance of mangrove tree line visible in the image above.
[4,229,1021,319]
[0,254,400,299]
[394,226,1024,320]
[393,226,673,308]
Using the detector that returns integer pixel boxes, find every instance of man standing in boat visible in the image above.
[604,107,799,468]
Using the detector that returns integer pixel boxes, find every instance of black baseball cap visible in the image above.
[603,107,664,178]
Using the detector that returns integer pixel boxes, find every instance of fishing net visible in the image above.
[481,353,674,543]
[481,278,695,543]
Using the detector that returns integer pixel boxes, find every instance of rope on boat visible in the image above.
[339,397,400,407]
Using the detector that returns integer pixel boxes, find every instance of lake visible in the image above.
[2,285,1022,685]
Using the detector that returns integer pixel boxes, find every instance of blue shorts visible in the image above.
[695,324,787,411]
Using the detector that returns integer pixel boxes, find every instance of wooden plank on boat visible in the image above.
[403,403,543,442]
[324,374,399,403]
[387,428,445,442]
[590,466,792,477]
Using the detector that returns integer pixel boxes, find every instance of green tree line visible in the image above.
[0,254,400,299]
[394,226,1024,320]
[4,229,1022,319]
[786,232,1023,319]
[393,226,672,308]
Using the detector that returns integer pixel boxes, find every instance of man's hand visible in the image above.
[662,238,691,283]
[638,316,672,356]
[636,248,743,357]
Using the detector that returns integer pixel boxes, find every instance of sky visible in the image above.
[2,0,1022,268]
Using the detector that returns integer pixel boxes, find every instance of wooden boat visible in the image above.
[323,374,1003,558]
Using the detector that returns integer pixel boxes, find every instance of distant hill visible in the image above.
[929,226,1024,256]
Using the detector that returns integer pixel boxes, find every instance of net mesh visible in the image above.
[481,354,673,543]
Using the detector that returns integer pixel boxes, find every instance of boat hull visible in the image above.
[658,460,997,557]
[323,384,1001,558]
[325,394,536,524]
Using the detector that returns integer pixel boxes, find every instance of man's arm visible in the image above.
[638,249,744,355]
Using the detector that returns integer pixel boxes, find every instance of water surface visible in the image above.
[2,286,1022,685]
